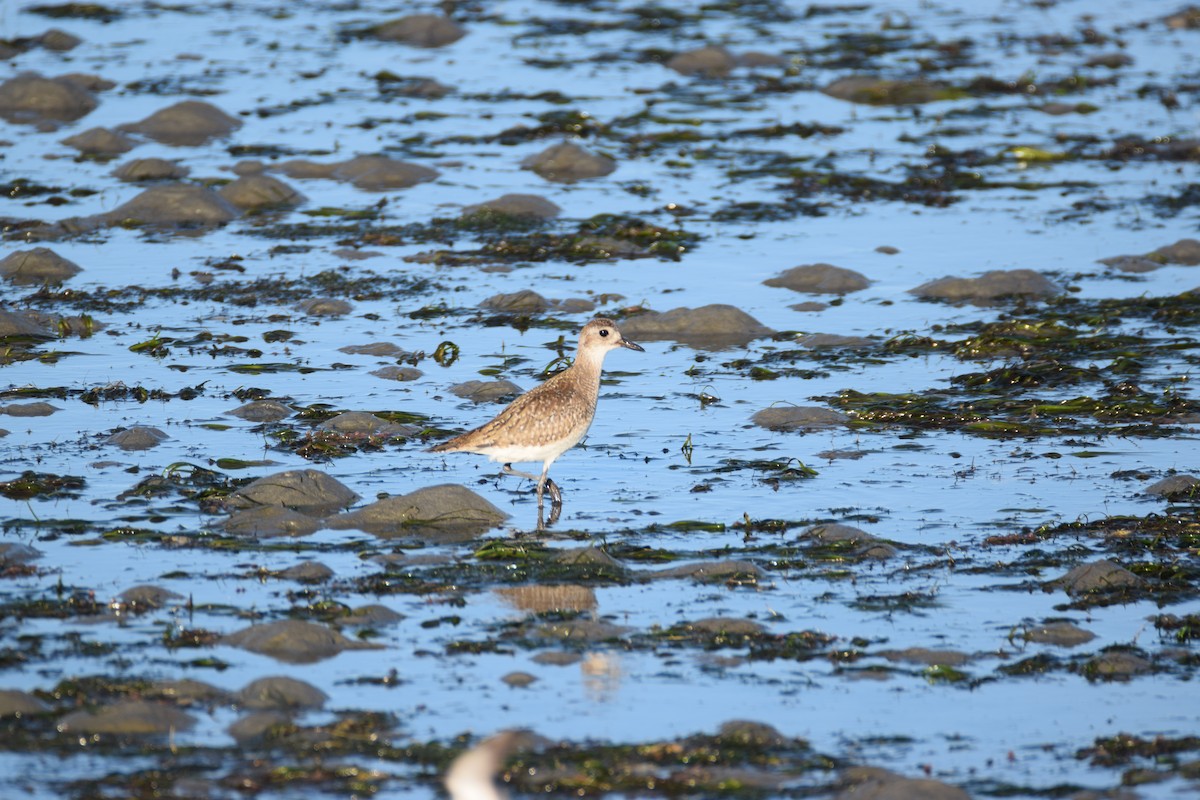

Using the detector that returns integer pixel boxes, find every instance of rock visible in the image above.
[717,721,788,747]
[651,559,765,582]
[495,585,598,614]
[340,342,409,357]
[549,546,625,569]
[501,671,537,688]
[223,619,380,663]
[39,29,82,52]
[372,366,423,381]
[369,14,466,47]
[449,379,524,403]
[1086,651,1152,680]
[764,263,870,294]
[666,45,737,77]
[152,679,228,703]
[228,710,290,743]
[0,543,42,566]
[751,406,848,431]
[738,51,785,68]
[119,585,182,610]
[218,175,304,210]
[1052,559,1143,596]
[104,184,241,227]
[1098,254,1161,273]
[1150,238,1200,265]
[0,308,54,338]
[482,289,551,313]
[316,411,416,438]
[909,269,1060,302]
[274,155,438,191]
[295,297,352,316]
[0,247,82,285]
[536,619,633,641]
[105,426,169,451]
[111,157,190,183]
[327,484,508,539]
[522,142,616,183]
[228,399,292,423]
[822,75,947,105]
[619,304,774,349]
[119,100,242,146]
[880,647,970,666]
[1,401,60,417]
[227,469,360,515]
[0,72,98,123]
[60,126,136,155]
[58,700,195,735]
[237,676,328,710]
[1023,621,1095,647]
[835,766,970,799]
[1143,474,1200,497]
[277,561,334,582]
[804,523,897,559]
[686,617,766,635]
[224,506,321,538]
[798,333,875,348]
[0,690,50,717]
[340,604,404,626]
[463,193,561,220]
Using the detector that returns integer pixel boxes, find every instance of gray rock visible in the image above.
[651,559,765,582]
[522,142,616,183]
[316,411,416,438]
[1143,474,1200,497]
[0,690,50,717]
[764,263,870,294]
[39,28,82,52]
[686,617,766,635]
[501,671,537,688]
[237,676,328,710]
[105,426,168,451]
[58,700,195,735]
[369,14,466,47]
[463,193,561,219]
[0,308,54,338]
[224,506,321,538]
[277,561,334,582]
[0,247,82,285]
[482,289,551,313]
[549,546,625,569]
[1052,559,1143,596]
[717,721,788,747]
[1086,651,1152,680]
[835,767,970,800]
[119,100,242,146]
[341,604,405,626]
[228,710,290,743]
[339,342,409,357]
[112,158,189,182]
[1098,254,1161,273]
[218,175,304,210]
[1,401,60,417]
[910,269,1060,301]
[0,72,98,123]
[1150,238,1200,265]
[804,523,897,559]
[327,484,508,539]
[372,366,423,382]
[118,585,182,609]
[666,45,737,77]
[223,619,381,663]
[0,543,42,566]
[619,304,774,349]
[798,333,875,348]
[822,76,946,105]
[535,619,633,641]
[60,126,136,155]
[105,184,241,226]
[752,406,848,431]
[295,297,352,316]
[1023,621,1095,647]
[228,399,292,423]
[227,469,360,515]
[330,155,439,190]
[450,379,523,403]
[879,647,970,666]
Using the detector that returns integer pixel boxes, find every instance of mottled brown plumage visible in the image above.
[430,318,643,510]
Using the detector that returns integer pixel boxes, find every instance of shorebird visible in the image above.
[430,318,644,516]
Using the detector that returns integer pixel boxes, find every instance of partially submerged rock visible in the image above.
[0,690,50,717]
[1151,238,1200,265]
[0,72,98,124]
[237,676,328,710]
[909,269,1060,302]
[58,700,195,735]
[666,45,737,78]
[522,142,616,183]
[463,193,561,220]
[1,401,60,417]
[112,157,189,182]
[1023,621,1095,647]
[0,247,82,285]
[327,484,508,539]
[119,100,242,146]
[119,585,182,610]
[295,297,352,316]
[879,647,970,666]
[798,333,875,349]
[218,174,304,210]
[618,304,774,349]
[316,411,417,438]
[224,505,321,538]
[227,399,292,423]
[751,406,848,431]
[372,366,423,382]
[0,308,54,338]
[835,766,970,800]
[450,379,523,403]
[274,155,438,191]
[764,263,870,294]
[227,469,360,515]
[1142,474,1200,498]
[823,75,949,105]
[1051,559,1143,596]
[105,425,169,451]
[368,14,466,47]
[804,523,896,559]
[482,290,551,313]
[60,126,136,155]
[103,183,241,227]
[1087,650,1152,680]
[223,619,380,663]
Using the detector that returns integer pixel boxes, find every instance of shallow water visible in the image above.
[3,0,1200,798]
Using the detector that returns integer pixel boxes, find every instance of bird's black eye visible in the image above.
[599,329,609,337]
